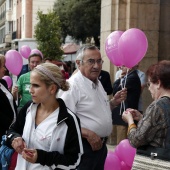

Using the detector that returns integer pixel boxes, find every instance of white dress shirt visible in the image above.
[58,70,112,137]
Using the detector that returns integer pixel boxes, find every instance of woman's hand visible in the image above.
[12,137,26,154]
[122,110,134,125]
[22,148,37,163]
[126,108,143,121]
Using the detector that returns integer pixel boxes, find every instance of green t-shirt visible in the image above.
[17,72,31,109]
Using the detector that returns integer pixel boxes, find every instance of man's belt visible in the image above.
[101,137,108,144]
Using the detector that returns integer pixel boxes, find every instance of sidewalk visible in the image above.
[107,144,116,152]
[106,134,117,152]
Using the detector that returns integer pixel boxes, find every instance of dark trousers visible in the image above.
[78,138,108,170]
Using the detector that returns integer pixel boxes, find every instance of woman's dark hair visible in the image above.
[146,60,170,89]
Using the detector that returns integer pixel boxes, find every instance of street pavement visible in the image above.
[107,144,116,152]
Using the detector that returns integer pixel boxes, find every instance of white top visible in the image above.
[16,104,63,170]
[115,69,122,80]
[137,70,146,86]
[15,102,83,170]
[58,71,112,137]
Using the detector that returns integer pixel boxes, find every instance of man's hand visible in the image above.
[11,86,18,100]
[81,128,103,151]
[110,88,127,109]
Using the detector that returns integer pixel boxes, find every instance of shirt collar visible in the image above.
[77,70,99,89]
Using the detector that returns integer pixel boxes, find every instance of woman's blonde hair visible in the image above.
[32,63,69,92]
[0,54,5,68]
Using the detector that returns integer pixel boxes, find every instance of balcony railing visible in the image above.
[6,9,12,21]
[0,0,6,6]
[5,33,12,43]
[12,31,17,40]
[1,34,12,43]
[0,17,5,27]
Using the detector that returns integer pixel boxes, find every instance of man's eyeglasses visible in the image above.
[82,59,104,66]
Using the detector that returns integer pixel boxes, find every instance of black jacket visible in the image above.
[112,70,141,125]
[0,79,17,139]
[98,70,113,95]
[6,99,83,170]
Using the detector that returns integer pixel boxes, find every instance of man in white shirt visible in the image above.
[59,45,126,170]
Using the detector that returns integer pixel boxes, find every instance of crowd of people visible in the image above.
[0,44,170,170]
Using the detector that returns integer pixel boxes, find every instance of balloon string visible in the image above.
[15,82,18,106]
[119,69,128,115]
[120,83,125,115]
[123,69,128,111]
[123,69,128,89]
[120,102,122,115]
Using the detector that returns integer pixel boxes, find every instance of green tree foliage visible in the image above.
[34,10,63,60]
[54,0,101,47]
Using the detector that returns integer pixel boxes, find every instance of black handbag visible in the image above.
[137,145,170,161]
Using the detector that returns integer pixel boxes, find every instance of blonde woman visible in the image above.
[7,63,83,170]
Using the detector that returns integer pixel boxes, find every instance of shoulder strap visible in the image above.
[161,97,170,148]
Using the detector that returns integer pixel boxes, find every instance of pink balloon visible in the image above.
[30,49,43,58]
[118,28,148,68]
[115,139,136,167]
[104,151,121,170]
[121,161,131,170]
[105,31,124,66]
[5,50,23,76]
[20,45,31,59]
[2,76,12,89]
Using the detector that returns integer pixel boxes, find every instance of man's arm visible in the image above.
[110,88,127,110]
[12,76,22,101]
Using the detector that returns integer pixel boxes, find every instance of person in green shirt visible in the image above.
[12,53,42,111]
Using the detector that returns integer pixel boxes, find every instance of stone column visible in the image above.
[159,0,170,60]
[101,0,128,82]
[25,0,33,38]
[101,0,160,112]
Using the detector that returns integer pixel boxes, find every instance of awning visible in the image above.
[61,43,80,54]
[0,46,11,54]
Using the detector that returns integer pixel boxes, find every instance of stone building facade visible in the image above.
[0,0,56,54]
[100,0,170,110]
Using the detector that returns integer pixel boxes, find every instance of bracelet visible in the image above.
[127,123,137,135]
